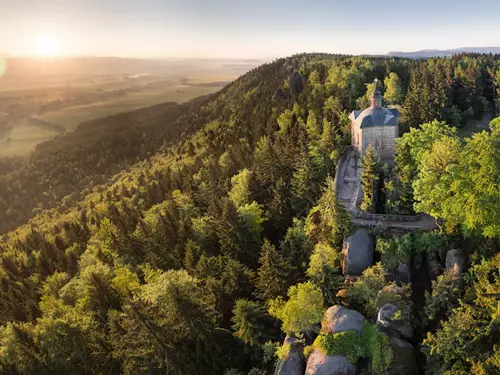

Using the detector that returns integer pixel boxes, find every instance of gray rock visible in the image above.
[277,337,305,375]
[305,349,356,375]
[378,284,405,297]
[380,336,417,375]
[376,303,413,341]
[342,229,374,275]
[322,305,366,335]
[397,262,411,284]
[445,249,466,277]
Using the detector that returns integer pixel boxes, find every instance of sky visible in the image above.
[1,0,500,59]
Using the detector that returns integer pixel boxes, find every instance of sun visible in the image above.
[35,34,59,56]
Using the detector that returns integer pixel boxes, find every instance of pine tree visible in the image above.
[360,146,378,213]
[256,239,294,302]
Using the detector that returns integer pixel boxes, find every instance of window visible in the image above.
[375,138,381,148]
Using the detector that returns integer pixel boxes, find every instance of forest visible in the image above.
[0,52,499,375]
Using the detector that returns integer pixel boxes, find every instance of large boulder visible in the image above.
[322,305,366,335]
[397,262,411,285]
[445,249,466,277]
[305,349,356,375]
[376,303,413,341]
[277,337,305,375]
[342,229,374,275]
[380,337,417,375]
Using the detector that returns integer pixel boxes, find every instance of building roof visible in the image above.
[349,84,399,128]
[349,106,399,128]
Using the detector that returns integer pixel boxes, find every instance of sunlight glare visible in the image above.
[35,34,59,56]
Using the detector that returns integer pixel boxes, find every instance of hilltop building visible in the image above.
[349,84,399,162]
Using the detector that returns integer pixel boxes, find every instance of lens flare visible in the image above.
[35,34,59,56]
[0,58,6,78]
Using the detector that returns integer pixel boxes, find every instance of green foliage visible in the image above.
[256,240,294,301]
[347,264,387,317]
[423,271,460,322]
[314,330,362,363]
[306,242,343,305]
[275,342,292,360]
[423,253,500,375]
[384,72,404,105]
[360,146,378,213]
[305,177,351,248]
[232,299,275,346]
[405,118,500,236]
[229,169,253,207]
[1,53,499,375]
[312,322,393,374]
[376,234,414,271]
[268,282,324,336]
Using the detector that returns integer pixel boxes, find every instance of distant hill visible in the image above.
[387,47,500,58]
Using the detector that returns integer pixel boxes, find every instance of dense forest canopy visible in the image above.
[0,53,499,375]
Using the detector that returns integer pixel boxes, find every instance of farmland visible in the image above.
[0,56,258,156]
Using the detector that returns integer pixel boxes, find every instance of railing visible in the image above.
[348,208,421,222]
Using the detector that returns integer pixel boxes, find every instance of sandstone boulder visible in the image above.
[445,249,466,277]
[397,262,411,284]
[342,229,374,275]
[277,336,305,375]
[322,305,366,335]
[305,349,356,375]
[380,337,417,375]
[376,303,413,341]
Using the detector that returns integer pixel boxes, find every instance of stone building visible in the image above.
[349,86,399,162]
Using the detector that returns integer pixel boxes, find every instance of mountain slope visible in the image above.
[0,96,211,233]
[0,53,499,375]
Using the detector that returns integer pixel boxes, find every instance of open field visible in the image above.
[0,118,60,157]
[34,83,221,131]
[0,57,262,156]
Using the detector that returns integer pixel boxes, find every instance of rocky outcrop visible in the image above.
[321,305,366,335]
[376,303,413,341]
[445,249,466,277]
[397,262,411,284]
[305,350,356,375]
[277,337,305,375]
[380,337,418,375]
[342,229,374,275]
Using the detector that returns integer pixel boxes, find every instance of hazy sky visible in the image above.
[1,0,500,58]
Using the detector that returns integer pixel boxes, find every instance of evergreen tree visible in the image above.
[255,240,294,302]
[360,146,378,213]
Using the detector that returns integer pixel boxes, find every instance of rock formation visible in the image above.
[376,303,413,341]
[342,229,374,275]
[445,249,466,277]
[277,336,305,375]
[305,350,356,375]
[321,305,366,335]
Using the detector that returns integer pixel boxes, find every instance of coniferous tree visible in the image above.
[255,240,294,302]
[360,146,378,213]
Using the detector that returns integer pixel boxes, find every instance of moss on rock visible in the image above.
[311,322,393,374]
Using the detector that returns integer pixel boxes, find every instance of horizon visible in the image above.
[3,44,500,61]
[1,0,499,59]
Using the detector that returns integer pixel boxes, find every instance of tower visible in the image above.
[348,81,400,162]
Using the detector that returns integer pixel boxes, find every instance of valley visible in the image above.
[0,57,260,156]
